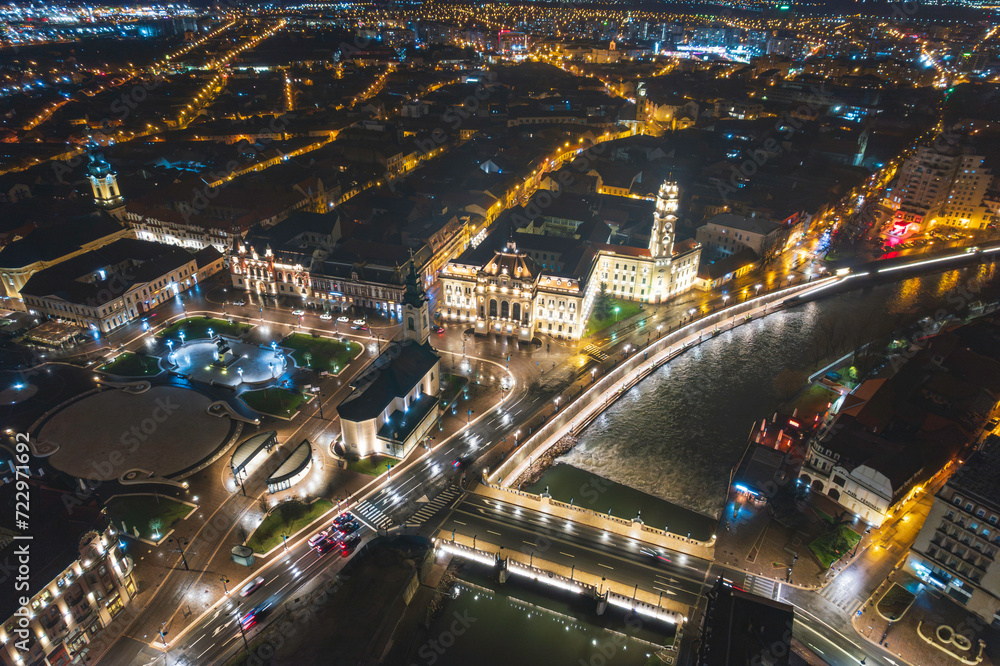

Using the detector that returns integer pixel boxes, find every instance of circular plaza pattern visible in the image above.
[37,385,233,481]
[168,339,286,387]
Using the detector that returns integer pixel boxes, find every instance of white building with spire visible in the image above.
[438,179,701,342]
[85,142,125,221]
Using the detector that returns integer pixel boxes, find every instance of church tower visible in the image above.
[86,141,125,220]
[650,180,677,265]
[401,256,430,345]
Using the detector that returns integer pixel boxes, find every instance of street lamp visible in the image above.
[614,306,621,322]
[167,536,190,571]
[233,605,250,652]
[221,576,230,594]
[755,284,762,297]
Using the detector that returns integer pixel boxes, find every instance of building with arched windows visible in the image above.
[438,180,700,341]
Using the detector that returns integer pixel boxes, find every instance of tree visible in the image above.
[594,281,613,320]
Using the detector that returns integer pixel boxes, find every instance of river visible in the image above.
[538,263,1000,521]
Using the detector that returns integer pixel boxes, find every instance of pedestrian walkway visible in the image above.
[582,344,608,361]
[819,580,863,615]
[353,498,393,530]
[407,486,463,525]
[745,574,778,600]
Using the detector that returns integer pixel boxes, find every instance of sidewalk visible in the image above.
[852,570,997,666]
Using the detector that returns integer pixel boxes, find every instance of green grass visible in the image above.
[585,298,644,338]
[240,387,308,417]
[246,499,333,553]
[809,524,862,569]
[346,455,394,476]
[99,352,161,377]
[104,494,192,540]
[876,583,916,621]
[783,383,839,421]
[157,317,250,340]
[281,333,361,374]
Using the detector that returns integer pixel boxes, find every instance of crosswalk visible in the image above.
[407,486,463,525]
[354,499,393,530]
[819,581,863,615]
[583,344,608,361]
[745,575,777,600]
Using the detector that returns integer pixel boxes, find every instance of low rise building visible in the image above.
[696,212,784,260]
[20,239,223,334]
[0,214,132,309]
[907,435,1000,622]
[0,484,135,666]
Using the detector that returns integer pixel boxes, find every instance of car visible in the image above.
[233,299,246,306]
[352,319,365,326]
[351,324,368,331]
[239,576,265,597]
[431,324,444,335]
[335,520,361,536]
[333,512,354,526]
[292,309,305,316]
[239,602,271,631]
[341,534,361,552]
[307,531,329,549]
[319,313,332,320]
[315,537,339,555]
[641,547,672,564]
[989,418,999,430]
[337,316,349,323]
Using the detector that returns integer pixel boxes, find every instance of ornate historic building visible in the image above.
[438,180,700,342]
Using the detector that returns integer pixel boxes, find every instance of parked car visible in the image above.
[292,309,305,316]
[233,299,246,306]
[319,313,332,320]
[352,319,365,326]
[337,316,350,323]
[240,576,265,597]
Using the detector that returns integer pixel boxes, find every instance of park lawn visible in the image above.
[782,383,839,422]
[809,524,862,569]
[100,352,161,377]
[246,499,333,553]
[157,317,250,340]
[347,455,393,476]
[104,494,192,540]
[282,333,361,373]
[876,583,916,621]
[240,388,308,417]
[584,298,644,338]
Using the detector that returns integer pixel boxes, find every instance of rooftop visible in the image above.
[947,435,1000,509]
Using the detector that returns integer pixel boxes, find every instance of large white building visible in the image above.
[20,239,223,334]
[337,263,442,460]
[907,436,1000,623]
[438,180,701,342]
[888,139,993,235]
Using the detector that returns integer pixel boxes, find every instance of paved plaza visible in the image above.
[167,338,287,387]
[37,385,234,481]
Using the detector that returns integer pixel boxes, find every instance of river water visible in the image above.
[540,264,1000,521]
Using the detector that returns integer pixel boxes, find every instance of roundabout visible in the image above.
[35,385,235,481]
